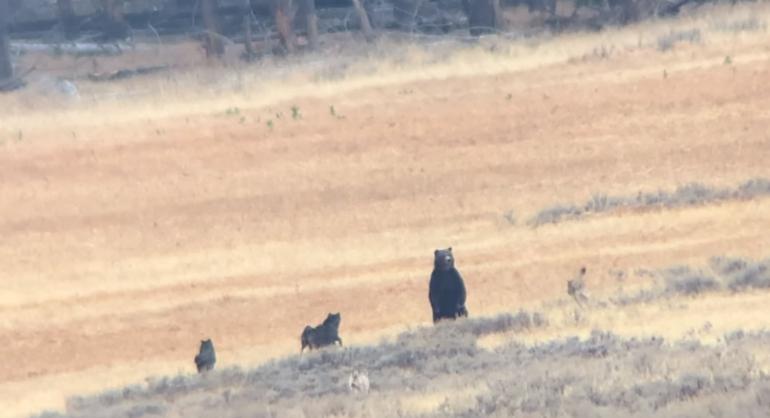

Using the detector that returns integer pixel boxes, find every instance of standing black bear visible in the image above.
[429,247,469,323]
[194,339,216,373]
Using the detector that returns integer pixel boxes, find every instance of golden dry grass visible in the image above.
[1,3,770,417]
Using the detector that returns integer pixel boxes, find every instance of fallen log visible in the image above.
[0,77,25,91]
[11,41,135,56]
[0,66,35,92]
[86,65,169,82]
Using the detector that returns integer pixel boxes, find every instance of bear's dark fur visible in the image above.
[429,247,468,323]
[301,312,343,353]
[194,339,216,373]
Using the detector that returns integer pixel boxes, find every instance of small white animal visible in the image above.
[348,369,370,394]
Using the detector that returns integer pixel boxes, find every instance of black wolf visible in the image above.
[301,312,343,353]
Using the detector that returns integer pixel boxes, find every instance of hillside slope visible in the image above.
[2,4,770,416]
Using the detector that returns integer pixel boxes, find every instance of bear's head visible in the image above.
[434,247,454,271]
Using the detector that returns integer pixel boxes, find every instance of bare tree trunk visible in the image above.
[274,0,296,54]
[101,0,129,39]
[243,14,255,57]
[393,0,420,30]
[0,0,12,82]
[242,0,256,58]
[350,0,375,41]
[610,0,641,23]
[57,0,78,39]
[464,0,500,36]
[301,0,319,50]
[201,0,225,58]
[493,0,502,28]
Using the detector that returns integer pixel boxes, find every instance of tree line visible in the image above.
[0,0,710,90]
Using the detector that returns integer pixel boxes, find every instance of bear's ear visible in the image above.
[434,249,439,256]
[448,247,452,252]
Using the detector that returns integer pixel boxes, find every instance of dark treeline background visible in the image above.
[0,0,724,89]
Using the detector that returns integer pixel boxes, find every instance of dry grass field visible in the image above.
[2,3,770,417]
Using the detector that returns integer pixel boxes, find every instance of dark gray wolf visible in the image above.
[194,339,216,373]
